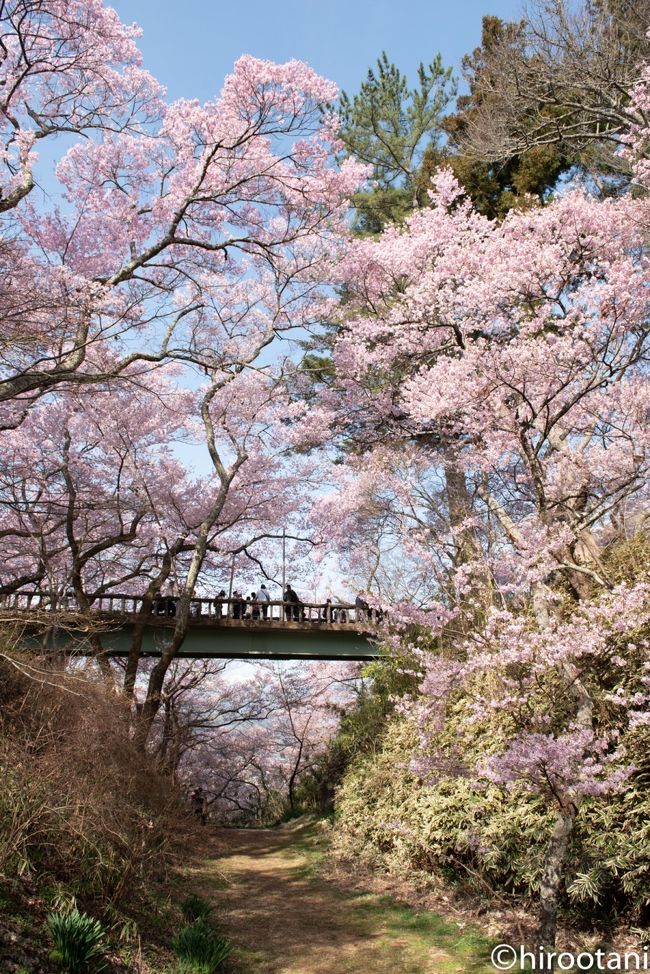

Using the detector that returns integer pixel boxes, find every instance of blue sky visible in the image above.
[113,0,523,102]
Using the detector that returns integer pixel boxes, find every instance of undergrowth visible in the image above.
[0,645,192,972]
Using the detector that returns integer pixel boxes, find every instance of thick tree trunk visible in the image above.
[123,539,187,697]
[538,801,578,948]
[137,553,212,742]
[287,736,305,814]
[156,697,182,776]
[124,625,145,699]
[124,592,158,698]
[445,459,491,626]
[135,650,176,747]
[445,460,481,567]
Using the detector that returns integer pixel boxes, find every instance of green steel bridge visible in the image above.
[2,593,380,661]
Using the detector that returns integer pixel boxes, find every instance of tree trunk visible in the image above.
[287,736,305,814]
[136,591,199,743]
[445,459,491,627]
[538,800,578,948]
[445,460,481,567]
[135,650,176,747]
[123,540,186,696]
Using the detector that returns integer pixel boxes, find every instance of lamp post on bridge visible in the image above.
[228,552,235,601]
[282,528,286,621]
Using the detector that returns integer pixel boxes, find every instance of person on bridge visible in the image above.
[321,598,337,623]
[213,589,227,617]
[153,593,176,616]
[284,584,303,622]
[249,591,260,620]
[232,591,245,619]
[256,583,270,619]
[355,592,370,622]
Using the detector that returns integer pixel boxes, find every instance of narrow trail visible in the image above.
[184,823,493,974]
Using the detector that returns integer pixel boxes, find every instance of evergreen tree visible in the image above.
[441,16,570,219]
[447,2,650,211]
[337,52,456,232]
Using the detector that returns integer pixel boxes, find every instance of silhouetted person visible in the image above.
[232,591,244,619]
[250,591,260,620]
[355,593,369,622]
[284,584,302,622]
[190,786,207,825]
[153,594,176,617]
[214,589,226,617]
[322,598,337,623]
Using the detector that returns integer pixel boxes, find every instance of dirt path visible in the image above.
[184,823,493,974]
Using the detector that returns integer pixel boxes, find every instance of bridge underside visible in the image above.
[20,616,378,662]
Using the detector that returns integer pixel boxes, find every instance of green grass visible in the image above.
[180,894,213,924]
[340,892,494,973]
[286,825,494,969]
[283,825,329,880]
[198,822,497,974]
[172,919,231,973]
[48,908,109,973]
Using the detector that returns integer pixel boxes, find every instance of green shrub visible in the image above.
[333,715,553,890]
[180,894,213,923]
[172,920,232,974]
[48,908,108,973]
[333,702,650,924]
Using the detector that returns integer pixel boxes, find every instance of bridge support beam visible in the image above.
[18,619,377,662]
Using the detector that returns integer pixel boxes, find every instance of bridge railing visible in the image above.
[0,592,385,627]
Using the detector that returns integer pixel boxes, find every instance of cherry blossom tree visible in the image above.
[1,0,163,214]
[1,2,364,417]
[0,0,366,741]
[315,155,650,943]
[0,361,334,706]
[146,659,278,780]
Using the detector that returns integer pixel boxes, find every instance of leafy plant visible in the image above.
[172,920,232,974]
[43,887,77,913]
[48,908,108,973]
[180,894,213,923]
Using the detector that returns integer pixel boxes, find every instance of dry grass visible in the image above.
[0,650,185,914]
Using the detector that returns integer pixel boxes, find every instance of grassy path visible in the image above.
[184,822,495,974]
